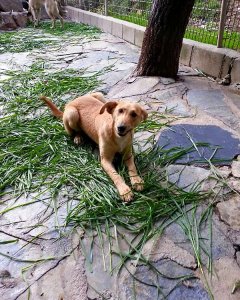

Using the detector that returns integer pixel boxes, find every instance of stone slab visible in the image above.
[16,249,88,300]
[149,83,187,100]
[142,235,197,268]
[156,97,191,116]
[224,90,240,111]
[163,207,236,264]
[82,232,121,299]
[0,12,18,30]
[0,0,23,12]
[217,195,240,230]
[157,124,240,165]
[12,12,28,27]
[187,89,225,109]
[197,257,240,300]
[165,165,211,191]
[232,160,240,177]
[112,77,160,98]
[187,89,240,129]
[119,259,209,300]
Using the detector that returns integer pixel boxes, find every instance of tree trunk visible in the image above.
[135,0,195,78]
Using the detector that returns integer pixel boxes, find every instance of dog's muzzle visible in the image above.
[117,125,131,137]
[117,125,127,136]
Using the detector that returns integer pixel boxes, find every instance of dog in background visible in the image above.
[22,0,29,11]
[40,93,148,202]
[29,0,65,28]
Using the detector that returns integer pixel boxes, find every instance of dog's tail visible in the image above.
[40,96,63,118]
[90,92,106,103]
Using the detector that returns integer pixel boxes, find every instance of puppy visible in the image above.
[40,93,148,202]
[29,0,64,28]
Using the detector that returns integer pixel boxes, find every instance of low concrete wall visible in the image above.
[180,39,240,83]
[66,6,240,83]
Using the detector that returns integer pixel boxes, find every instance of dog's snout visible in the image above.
[117,125,126,133]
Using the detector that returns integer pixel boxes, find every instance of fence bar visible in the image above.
[104,0,108,16]
[217,0,228,48]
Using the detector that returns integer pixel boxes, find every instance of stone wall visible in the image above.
[0,0,28,30]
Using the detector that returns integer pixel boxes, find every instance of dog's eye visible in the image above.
[130,111,137,118]
[118,109,124,113]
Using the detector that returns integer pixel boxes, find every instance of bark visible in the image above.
[136,0,195,78]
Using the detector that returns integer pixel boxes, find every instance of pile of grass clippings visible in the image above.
[0,21,100,54]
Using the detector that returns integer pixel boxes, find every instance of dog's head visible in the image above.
[100,101,148,137]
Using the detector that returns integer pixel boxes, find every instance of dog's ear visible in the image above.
[100,101,118,115]
[141,108,148,121]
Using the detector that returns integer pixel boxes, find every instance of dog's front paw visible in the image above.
[119,185,134,202]
[131,176,144,191]
[74,135,82,145]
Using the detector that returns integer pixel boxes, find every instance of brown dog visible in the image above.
[40,93,148,202]
[29,0,64,28]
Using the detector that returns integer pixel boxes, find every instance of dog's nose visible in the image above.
[117,125,126,134]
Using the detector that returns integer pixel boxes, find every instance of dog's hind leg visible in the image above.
[59,15,64,28]
[45,1,64,28]
[50,12,63,28]
[63,107,82,145]
[34,6,41,26]
[30,7,37,27]
[51,17,56,29]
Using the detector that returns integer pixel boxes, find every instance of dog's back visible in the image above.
[41,93,108,144]
[65,95,107,144]
[29,0,43,9]
[44,0,60,16]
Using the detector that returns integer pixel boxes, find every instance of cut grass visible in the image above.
[1,62,99,116]
[0,64,100,196]
[0,21,100,54]
[175,202,214,300]
[0,62,212,296]
[0,79,211,297]
[32,20,101,36]
[0,30,55,54]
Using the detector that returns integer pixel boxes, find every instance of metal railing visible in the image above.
[64,0,240,51]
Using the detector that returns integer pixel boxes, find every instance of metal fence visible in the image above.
[64,0,240,51]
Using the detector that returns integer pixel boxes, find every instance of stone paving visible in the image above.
[0,28,240,300]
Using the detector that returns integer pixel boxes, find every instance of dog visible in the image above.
[29,0,64,28]
[40,93,148,202]
[22,0,29,11]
